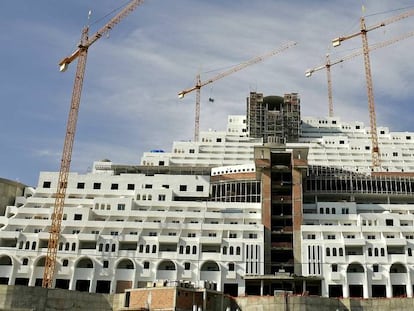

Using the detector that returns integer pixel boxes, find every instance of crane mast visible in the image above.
[179,41,297,142]
[360,17,380,167]
[325,54,333,117]
[42,0,143,289]
[331,8,414,169]
[307,30,414,120]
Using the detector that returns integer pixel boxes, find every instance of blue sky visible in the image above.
[1,0,414,186]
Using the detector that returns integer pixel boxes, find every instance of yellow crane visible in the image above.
[306,30,414,117]
[331,8,414,169]
[178,41,297,142]
[42,0,144,288]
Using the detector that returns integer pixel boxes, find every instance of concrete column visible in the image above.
[343,277,349,298]
[386,271,392,298]
[363,271,369,298]
[320,278,328,297]
[260,279,264,296]
[406,270,412,297]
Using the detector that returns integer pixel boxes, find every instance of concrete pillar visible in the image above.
[406,270,412,297]
[363,271,369,298]
[386,271,392,298]
[343,277,349,298]
[260,279,263,296]
[320,278,328,297]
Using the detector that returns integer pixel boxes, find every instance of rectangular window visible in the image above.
[93,183,101,190]
[189,149,195,154]
[386,219,394,226]
[180,185,187,191]
[74,214,82,221]
[111,183,118,190]
[43,181,51,188]
[103,260,109,268]
[127,183,135,190]
[229,233,237,238]
[117,204,126,211]
[158,194,166,201]
[196,185,204,192]
[145,184,152,189]
[77,182,85,189]
[373,264,379,272]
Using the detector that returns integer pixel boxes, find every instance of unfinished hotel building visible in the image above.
[1,92,414,299]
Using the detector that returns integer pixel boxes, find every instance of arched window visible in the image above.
[368,248,372,256]
[339,248,343,256]
[179,245,184,254]
[374,248,379,256]
[31,242,36,250]
[65,243,70,251]
[236,246,241,255]
[192,246,197,254]
[72,243,76,251]
[152,245,157,253]
[186,246,191,254]
[146,245,150,253]
[98,243,103,251]
[223,246,227,255]
[326,247,330,256]
[22,258,29,266]
[105,244,110,252]
[332,248,337,256]
[19,241,23,249]
[111,244,116,252]
[139,244,144,253]
[25,241,30,249]
[62,259,69,267]
[229,246,234,255]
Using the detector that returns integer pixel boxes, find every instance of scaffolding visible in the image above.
[247,92,301,144]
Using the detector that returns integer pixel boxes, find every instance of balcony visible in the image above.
[372,272,382,280]
[330,272,341,280]
[271,242,293,249]
[226,271,237,279]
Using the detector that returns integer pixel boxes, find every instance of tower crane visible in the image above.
[306,30,414,117]
[331,8,414,169]
[178,41,297,142]
[42,0,143,289]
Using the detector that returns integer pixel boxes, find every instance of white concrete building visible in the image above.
[1,92,414,298]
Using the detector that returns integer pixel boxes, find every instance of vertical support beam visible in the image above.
[292,148,308,276]
[255,146,272,274]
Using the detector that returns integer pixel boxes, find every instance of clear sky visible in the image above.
[1,0,414,186]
